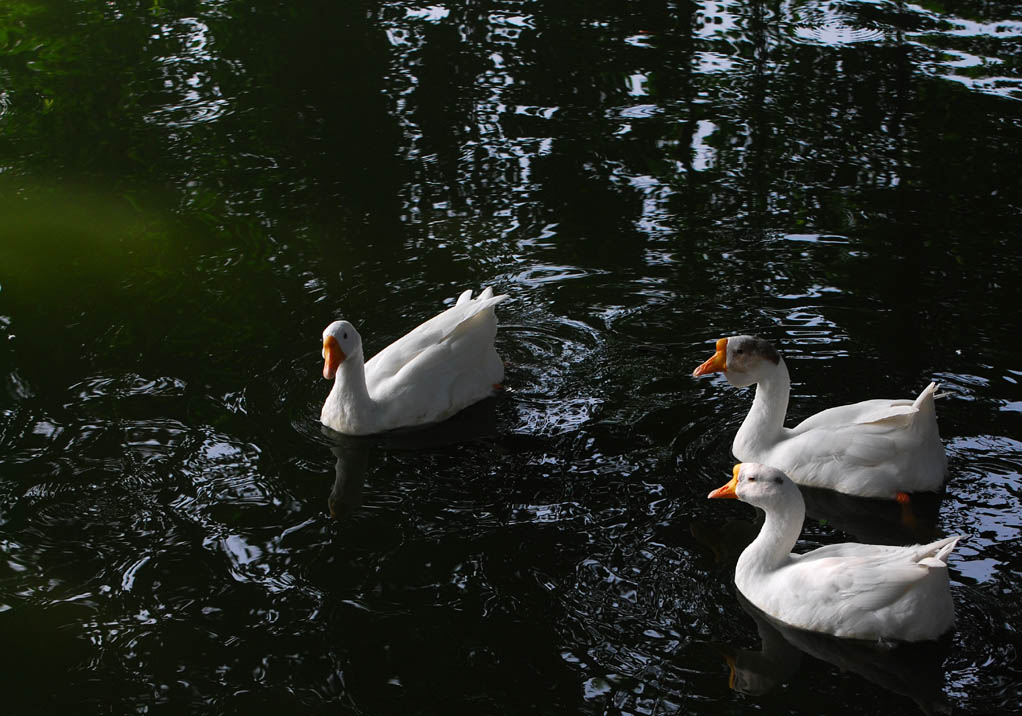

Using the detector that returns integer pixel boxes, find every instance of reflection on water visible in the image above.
[321,399,503,520]
[721,592,951,715]
[328,444,368,520]
[800,485,943,546]
[1,0,1021,714]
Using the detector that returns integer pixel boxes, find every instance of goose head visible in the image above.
[322,320,363,379]
[692,335,781,388]
[708,462,801,510]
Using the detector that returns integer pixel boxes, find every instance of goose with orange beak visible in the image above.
[693,335,946,501]
[709,463,961,641]
[320,287,508,435]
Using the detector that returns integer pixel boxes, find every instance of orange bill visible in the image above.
[693,337,728,377]
[322,335,346,379]
[708,464,741,499]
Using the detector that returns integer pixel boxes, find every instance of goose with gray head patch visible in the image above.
[693,335,946,500]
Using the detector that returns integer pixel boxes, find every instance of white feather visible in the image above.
[320,288,508,435]
[712,463,961,641]
[694,336,946,498]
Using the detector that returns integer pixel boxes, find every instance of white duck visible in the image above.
[693,335,946,500]
[320,287,508,435]
[709,463,961,642]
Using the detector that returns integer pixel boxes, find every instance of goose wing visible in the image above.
[793,535,960,612]
[365,288,506,385]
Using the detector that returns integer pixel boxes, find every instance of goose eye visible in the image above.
[736,348,744,354]
[343,332,348,340]
[747,476,756,482]
[774,477,783,484]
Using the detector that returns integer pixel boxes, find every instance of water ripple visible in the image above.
[145,17,233,128]
[788,1,888,47]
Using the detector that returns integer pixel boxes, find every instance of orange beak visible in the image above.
[708,464,741,499]
[322,335,346,379]
[693,337,728,377]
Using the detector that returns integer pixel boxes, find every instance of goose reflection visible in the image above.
[718,592,951,715]
[715,595,802,696]
[322,396,502,519]
[800,485,944,546]
[693,483,943,551]
[328,442,369,519]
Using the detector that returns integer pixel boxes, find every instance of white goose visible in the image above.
[693,335,946,500]
[320,287,507,435]
[709,463,961,642]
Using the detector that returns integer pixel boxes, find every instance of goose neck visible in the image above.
[736,359,791,452]
[323,353,375,432]
[739,497,804,575]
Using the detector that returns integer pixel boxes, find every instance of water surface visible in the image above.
[1,1,1021,714]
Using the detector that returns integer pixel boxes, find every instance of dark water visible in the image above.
[2,1,1021,713]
